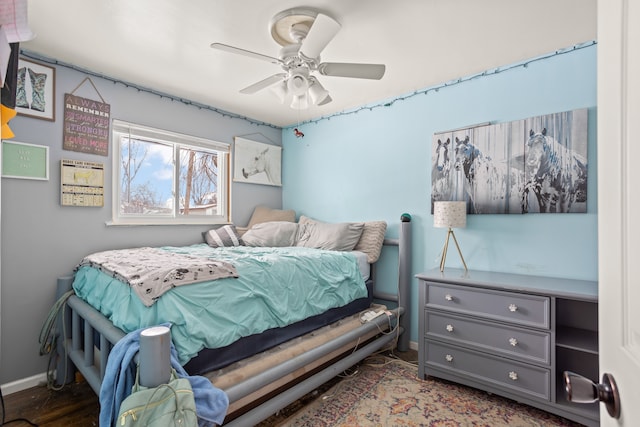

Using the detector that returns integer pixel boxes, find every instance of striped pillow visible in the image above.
[204,225,242,248]
[354,221,387,263]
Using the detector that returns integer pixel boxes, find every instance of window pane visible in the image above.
[179,147,219,216]
[113,120,230,225]
[120,137,174,215]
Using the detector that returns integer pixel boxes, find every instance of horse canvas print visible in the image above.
[431,108,588,214]
[233,137,282,186]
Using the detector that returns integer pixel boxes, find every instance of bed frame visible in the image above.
[54,216,411,426]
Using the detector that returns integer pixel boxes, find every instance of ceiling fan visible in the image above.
[211,7,386,109]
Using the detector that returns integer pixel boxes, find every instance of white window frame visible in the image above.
[111,119,230,225]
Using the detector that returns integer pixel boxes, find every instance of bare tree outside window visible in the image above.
[179,148,219,216]
[113,120,230,225]
[120,137,172,214]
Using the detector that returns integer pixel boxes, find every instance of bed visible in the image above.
[52,210,412,426]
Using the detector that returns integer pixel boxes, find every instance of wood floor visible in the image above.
[1,349,417,426]
[1,381,99,427]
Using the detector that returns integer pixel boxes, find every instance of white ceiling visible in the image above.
[23,0,596,128]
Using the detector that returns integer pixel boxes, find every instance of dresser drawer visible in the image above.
[425,341,551,401]
[425,282,550,328]
[425,311,551,364]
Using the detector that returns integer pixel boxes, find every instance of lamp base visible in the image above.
[439,227,468,272]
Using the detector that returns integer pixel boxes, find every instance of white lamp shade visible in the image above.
[434,201,467,228]
[308,79,330,105]
[270,81,288,104]
[287,74,309,96]
[274,69,333,109]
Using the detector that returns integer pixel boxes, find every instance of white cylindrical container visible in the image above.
[139,325,171,387]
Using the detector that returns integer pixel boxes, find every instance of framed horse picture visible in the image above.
[233,137,282,186]
[431,108,588,214]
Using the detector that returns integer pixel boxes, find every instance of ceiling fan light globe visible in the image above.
[271,81,288,103]
[288,74,309,96]
[308,81,330,105]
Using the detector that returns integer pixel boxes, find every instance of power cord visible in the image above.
[39,290,74,390]
[0,290,76,427]
[0,387,39,426]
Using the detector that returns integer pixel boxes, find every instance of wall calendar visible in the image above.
[60,159,104,207]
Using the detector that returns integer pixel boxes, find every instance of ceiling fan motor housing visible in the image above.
[279,44,309,68]
[289,22,311,43]
[269,8,318,46]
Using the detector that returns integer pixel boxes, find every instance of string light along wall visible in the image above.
[19,49,280,130]
[287,40,597,129]
[22,40,595,132]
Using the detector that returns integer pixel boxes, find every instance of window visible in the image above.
[112,120,230,225]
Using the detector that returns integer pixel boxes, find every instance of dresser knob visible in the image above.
[446,324,454,332]
[508,303,518,312]
[509,371,519,381]
[445,294,453,301]
[509,337,518,346]
[445,354,454,362]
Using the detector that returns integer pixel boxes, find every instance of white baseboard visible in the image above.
[1,372,49,395]
[409,340,418,351]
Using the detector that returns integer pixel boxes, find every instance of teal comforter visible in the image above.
[72,244,367,365]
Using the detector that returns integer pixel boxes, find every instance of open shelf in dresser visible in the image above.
[555,297,599,420]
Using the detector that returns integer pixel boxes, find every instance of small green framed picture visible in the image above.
[2,140,49,180]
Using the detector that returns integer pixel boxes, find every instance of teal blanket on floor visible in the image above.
[73,244,367,365]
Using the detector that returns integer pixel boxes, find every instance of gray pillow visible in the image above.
[204,225,242,248]
[295,218,364,251]
[241,221,299,247]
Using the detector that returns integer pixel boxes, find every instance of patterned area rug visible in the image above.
[260,356,584,427]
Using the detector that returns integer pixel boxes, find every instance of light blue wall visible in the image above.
[282,44,597,344]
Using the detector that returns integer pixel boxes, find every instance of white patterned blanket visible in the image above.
[77,247,238,306]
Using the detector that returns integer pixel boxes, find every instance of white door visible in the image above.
[597,0,640,424]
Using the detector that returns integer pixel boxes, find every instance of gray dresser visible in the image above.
[417,268,598,427]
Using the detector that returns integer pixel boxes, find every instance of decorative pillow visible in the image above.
[247,205,296,229]
[204,225,242,248]
[295,216,364,251]
[354,221,388,263]
[299,216,387,262]
[241,221,299,247]
[298,215,319,227]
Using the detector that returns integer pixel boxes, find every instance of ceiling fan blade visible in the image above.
[299,13,341,59]
[210,42,281,65]
[318,62,386,80]
[240,73,287,94]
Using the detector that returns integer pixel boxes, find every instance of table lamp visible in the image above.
[434,201,468,272]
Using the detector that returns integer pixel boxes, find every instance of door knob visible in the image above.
[563,371,620,418]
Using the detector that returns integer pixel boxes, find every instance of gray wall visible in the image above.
[0,61,282,383]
